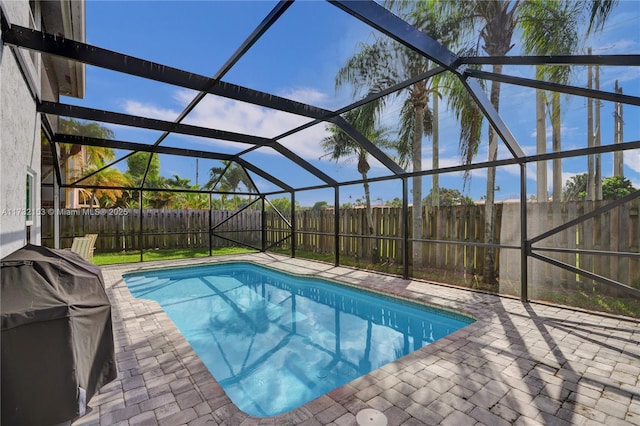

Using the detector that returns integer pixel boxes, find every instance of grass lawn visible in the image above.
[94,247,256,266]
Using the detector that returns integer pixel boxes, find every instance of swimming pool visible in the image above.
[124,262,474,417]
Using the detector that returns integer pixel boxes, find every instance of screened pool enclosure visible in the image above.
[3,0,638,316]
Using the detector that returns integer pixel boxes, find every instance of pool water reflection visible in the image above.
[124,263,473,417]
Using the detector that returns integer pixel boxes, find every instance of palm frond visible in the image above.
[397,98,415,167]
[587,0,618,33]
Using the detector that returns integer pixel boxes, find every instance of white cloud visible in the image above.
[175,90,313,138]
[624,149,640,174]
[529,124,581,142]
[592,38,639,56]
[278,122,331,161]
[123,88,333,160]
[123,100,178,122]
[561,170,583,186]
[277,87,333,108]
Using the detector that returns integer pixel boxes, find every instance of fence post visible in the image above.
[334,186,340,267]
[520,163,528,301]
[209,193,212,256]
[291,191,296,258]
[402,177,409,279]
[261,195,266,252]
[139,190,143,262]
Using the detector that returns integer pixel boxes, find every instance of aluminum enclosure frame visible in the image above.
[3,1,639,303]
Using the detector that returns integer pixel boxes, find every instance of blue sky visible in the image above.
[65,0,639,206]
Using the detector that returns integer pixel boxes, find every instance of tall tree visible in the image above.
[563,173,589,201]
[436,0,500,283]
[520,0,581,203]
[442,0,618,284]
[564,173,637,201]
[126,152,161,187]
[160,175,206,209]
[335,2,476,266]
[56,118,131,207]
[43,118,116,181]
[206,161,254,210]
[322,106,394,262]
[424,187,474,207]
[121,152,163,208]
[337,38,431,263]
[602,176,637,200]
[78,166,130,207]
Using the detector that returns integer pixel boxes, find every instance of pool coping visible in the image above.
[73,253,640,426]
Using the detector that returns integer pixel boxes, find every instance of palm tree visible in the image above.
[162,175,208,209]
[206,161,254,210]
[442,0,617,284]
[322,106,394,262]
[463,0,518,285]
[335,3,474,266]
[520,0,581,203]
[68,140,131,207]
[78,166,131,207]
[43,118,116,182]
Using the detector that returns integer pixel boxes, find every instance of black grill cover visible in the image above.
[1,244,117,425]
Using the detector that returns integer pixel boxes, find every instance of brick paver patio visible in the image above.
[73,253,640,425]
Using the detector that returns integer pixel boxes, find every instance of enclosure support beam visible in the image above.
[520,164,528,302]
[530,252,640,299]
[459,77,526,160]
[402,178,409,280]
[139,0,295,190]
[41,115,63,187]
[209,194,213,257]
[291,191,296,259]
[54,134,233,161]
[330,116,404,175]
[139,190,143,263]
[529,189,640,245]
[267,144,337,186]
[329,0,458,69]
[40,101,274,146]
[462,54,640,67]
[1,20,335,120]
[466,69,640,107]
[330,0,525,161]
[334,186,340,267]
[261,195,267,253]
[54,178,60,249]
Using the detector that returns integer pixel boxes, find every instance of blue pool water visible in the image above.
[124,263,474,417]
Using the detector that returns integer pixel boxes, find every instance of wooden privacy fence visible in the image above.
[41,206,494,272]
[272,206,495,275]
[41,209,260,252]
[41,201,638,292]
[500,200,640,296]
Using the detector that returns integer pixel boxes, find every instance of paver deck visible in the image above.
[73,253,640,426]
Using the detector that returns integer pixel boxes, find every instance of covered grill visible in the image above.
[1,244,117,425]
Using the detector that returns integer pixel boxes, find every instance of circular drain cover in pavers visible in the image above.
[356,408,388,426]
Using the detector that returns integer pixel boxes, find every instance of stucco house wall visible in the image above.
[0,1,42,258]
[0,0,84,258]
